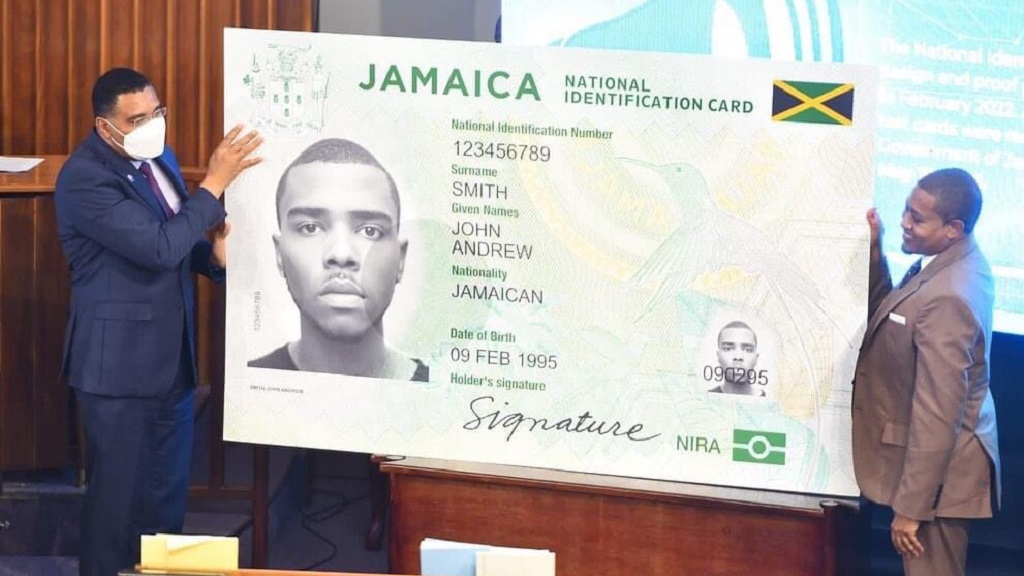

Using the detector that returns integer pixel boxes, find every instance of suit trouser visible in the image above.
[902,516,971,576]
[75,349,194,576]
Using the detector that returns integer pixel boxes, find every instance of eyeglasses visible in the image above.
[125,106,169,130]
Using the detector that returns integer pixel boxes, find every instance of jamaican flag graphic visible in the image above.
[772,80,854,125]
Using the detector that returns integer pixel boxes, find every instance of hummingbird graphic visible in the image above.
[626,159,847,350]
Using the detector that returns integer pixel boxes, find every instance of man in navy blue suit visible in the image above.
[55,67,262,576]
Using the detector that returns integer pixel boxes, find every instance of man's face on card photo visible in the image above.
[717,326,759,382]
[274,162,407,340]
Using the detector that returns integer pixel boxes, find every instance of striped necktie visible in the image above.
[898,259,922,289]
[139,161,175,218]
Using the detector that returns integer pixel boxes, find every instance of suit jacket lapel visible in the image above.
[85,131,170,221]
[863,237,978,343]
[152,155,188,202]
[865,283,916,340]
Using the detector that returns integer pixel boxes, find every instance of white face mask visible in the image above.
[104,116,166,161]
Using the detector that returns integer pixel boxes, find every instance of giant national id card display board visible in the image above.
[223,28,876,496]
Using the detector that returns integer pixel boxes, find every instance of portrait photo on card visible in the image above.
[247,137,429,382]
[701,316,772,398]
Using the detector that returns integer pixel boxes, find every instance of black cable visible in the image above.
[295,481,370,571]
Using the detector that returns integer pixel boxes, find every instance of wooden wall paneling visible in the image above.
[105,0,135,70]
[38,0,71,153]
[139,0,170,114]
[171,0,202,167]
[0,1,5,150]
[265,0,277,29]
[162,0,178,155]
[1,0,7,152]
[276,0,315,32]
[7,0,39,154]
[0,0,15,154]
[0,198,40,467]
[240,0,271,31]
[205,0,237,156]
[195,0,211,166]
[31,196,70,465]
[1,0,316,156]
[68,0,102,151]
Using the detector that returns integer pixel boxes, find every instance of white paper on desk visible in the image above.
[421,538,555,576]
[0,156,44,172]
[476,549,556,576]
[421,538,493,576]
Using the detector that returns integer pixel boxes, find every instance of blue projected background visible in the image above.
[503,0,1024,334]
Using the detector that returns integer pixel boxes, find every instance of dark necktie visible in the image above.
[898,258,922,289]
[139,161,175,218]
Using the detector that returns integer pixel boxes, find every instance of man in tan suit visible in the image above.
[853,167,1001,576]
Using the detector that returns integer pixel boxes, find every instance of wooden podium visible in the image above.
[382,457,867,576]
[0,156,71,471]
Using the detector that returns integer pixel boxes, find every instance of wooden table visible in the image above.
[383,456,868,576]
[0,156,66,191]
